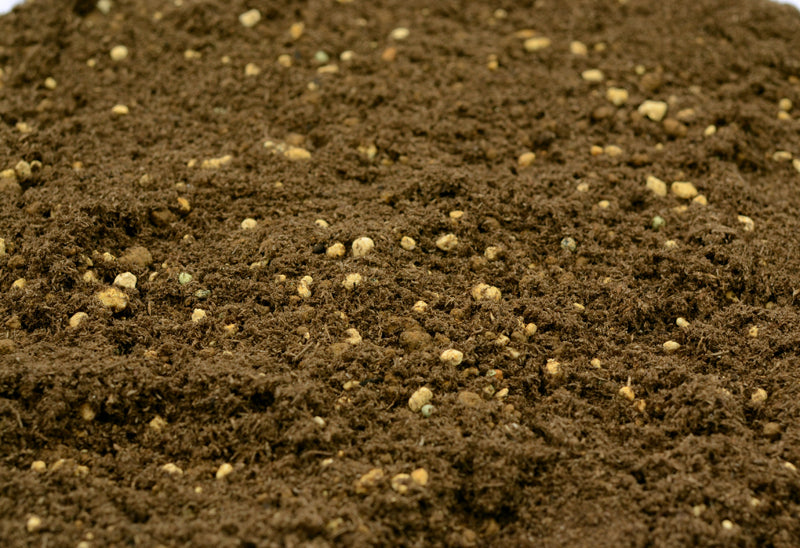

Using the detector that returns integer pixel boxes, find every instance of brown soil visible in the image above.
[2,0,800,546]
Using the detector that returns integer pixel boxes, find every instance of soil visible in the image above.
[2,0,800,546]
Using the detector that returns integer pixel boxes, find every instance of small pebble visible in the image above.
[96,287,128,312]
[111,104,129,115]
[748,326,759,338]
[569,41,588,55]
[26,515,42,533]
[239,9,261,28]
[471,283,502,302]
[326,242,346,258]
[411,468,429,486]
[525,323,538,336]
[560,237,577,252]
[178,272,193,285]
[619,385,635,401]
[412,300,428,313]
[342,273,362,290]
[110,45,128,61]
[0,238,5,256]
[241,218,257,230]
[284,147,311,161]
[638,100,668,122]
[391,473,412,494]
[191,308,207,323]
[149,416,167,431]
[721,520,734,531]
[400,236,416,251]
[245,63,260,76]
[161,463,183,476]
[606,87,629,106]
[277,54,293,67]
[778,98,793,112]
[545,359,562,376]
[590,358,602,368]
[737,215,755,232]
[12,278,27,290]
[201,155,232,169]
[297,279,312,299]
[676,317,690,328]
[420,404,434,417]
[408,387,433,412]
[113,272,137,289]
[604,145,622,157]
[390,27,410,41]
[69,312,88,328]
[772,150,792,162]
[315,219,330,228]
[314,50,330,64]
[793,158,800,173]
[440,349,464,366]
[354,468,384,494]
[751,388,768,404]
[581,69,604,83]
[646,175,667,197]
[671,181,698,199]
[664,240,678,249]
[351,237,375,257]
[704,125,717,136]
[693,195,708,206]
[31,461,46,473]
[215,462,234,479]
[312,416,326,428]
[344,328,362,345]
[663,340,681,352]
[289,22,304,40]
[435,233,459,252]
[524,37,551,51]
[518,152,536,167]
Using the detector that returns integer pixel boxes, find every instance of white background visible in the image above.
[1,0,800,13]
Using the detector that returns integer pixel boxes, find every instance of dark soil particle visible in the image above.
[2,0,800,546]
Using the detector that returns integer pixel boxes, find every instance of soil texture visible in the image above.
[2,0,800,546]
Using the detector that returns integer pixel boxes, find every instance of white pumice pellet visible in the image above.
[408,387,433,412]
[241,218,257,230]
[737,215,755,232]
[518,152,536,167]
[440,349,464,366]
[239,9,261,28]
[113,272,137,289]
[326,242,346,258]
[110,45,128,61]
[216,462,234,479]
[161,463,183,476]
[390,27,410,40]
[191,309,207,323]
[31,461,46,473]
[638,100,668,122]
[581,69,604,82]
[69,312,88,328]
[751,388,768,404]
[400,236,416,250]
[569,41,588,55]
[435,233,459,251]
[524,37,551,52]
[351,237,375,257]
[412,300,428,313]
[344,328,362,345]
[671,181,698,199]
[26,515,42,533]
[606,87,628,106]
[646,176,667,197]
[676,317,690,328]
[342,273,362,291]
[663,340,681,352]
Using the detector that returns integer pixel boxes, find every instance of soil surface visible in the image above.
[2,0,800,546]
